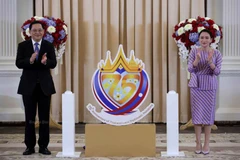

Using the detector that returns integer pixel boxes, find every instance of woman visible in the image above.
[188,29,222,155]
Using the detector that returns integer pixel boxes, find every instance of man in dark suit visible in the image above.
[16,21,57,155]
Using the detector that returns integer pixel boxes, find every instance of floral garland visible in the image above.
[21,16,68,59]
[172,16,223,63]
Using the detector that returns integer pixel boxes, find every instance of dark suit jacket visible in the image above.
[16,39,57,96]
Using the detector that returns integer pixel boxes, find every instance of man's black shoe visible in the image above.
[23,148,35,155]
[39,147,51,155]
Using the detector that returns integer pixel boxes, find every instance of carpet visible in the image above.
[0,134,240,160]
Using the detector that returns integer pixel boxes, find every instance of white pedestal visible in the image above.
[56,91,81,158]
[0,70,25,121]
[215,70,240,121]
[161,91,185,157]
[56,152,81,158]
[161,151,185,157]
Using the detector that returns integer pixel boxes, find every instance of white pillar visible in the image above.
[0,0,17,57]
[0,0,33,121]
[161,91,184,157]
[56,91,81,157]
[207,0,240,121]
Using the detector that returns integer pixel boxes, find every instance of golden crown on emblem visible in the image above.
[98,45,144,73]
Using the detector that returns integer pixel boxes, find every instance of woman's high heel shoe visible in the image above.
[195,150,202,154]
[202,150,210,155]
[195,143,202,154]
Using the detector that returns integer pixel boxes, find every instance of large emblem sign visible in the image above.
[87,45,154,126]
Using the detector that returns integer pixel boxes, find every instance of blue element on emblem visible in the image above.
[87,45,155,126]
[116,67,125,74]
[92,69,149,115]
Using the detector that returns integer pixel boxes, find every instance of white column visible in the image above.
[217,0,240,120]
[0,0,17,57]
[0,0,33,121]
[207,0,240,121]
[0,0,17,71]
[56,91,81,157]
[161,91,184,157]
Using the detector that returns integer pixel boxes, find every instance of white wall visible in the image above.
[0,0,33,121]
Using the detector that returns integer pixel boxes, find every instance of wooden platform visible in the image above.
[85,124,156,157]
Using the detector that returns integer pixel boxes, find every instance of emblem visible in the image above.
[87,45,154,126]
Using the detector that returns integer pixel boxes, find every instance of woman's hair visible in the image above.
[29,21,44,30]
[199,29,213,38]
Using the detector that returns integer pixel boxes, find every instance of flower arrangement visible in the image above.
[21,16,68,59]
[172,16,222,62]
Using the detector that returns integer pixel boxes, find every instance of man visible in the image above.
[16,21,57,155]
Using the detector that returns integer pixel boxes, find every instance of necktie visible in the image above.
[34,42,40,60]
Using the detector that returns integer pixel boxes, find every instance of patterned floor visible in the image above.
[0,133,240,160]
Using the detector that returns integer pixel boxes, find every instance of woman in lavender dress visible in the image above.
[188,29,222,155]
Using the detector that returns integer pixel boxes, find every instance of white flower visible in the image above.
[21,31,25,40]
[25,28,31,36]
[205,17,211,20]
[197,26,205,33]
[63,25,68,34]
[210,43,218,49]
[187,18,196,23]
[34,16,43,20]
[114,92,122,101]
[178,20,185,26]
[214,36,221,43]
[177,27,185,36]
[184,24,193,31]
[47,26,56,33]
[213,24,219,30]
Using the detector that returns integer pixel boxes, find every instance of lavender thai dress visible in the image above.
[188,48,222,125]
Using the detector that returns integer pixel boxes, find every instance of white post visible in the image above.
[56,91,81,157]
[161,90,185,157]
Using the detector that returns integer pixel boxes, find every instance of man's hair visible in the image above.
[29,21,44,30]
